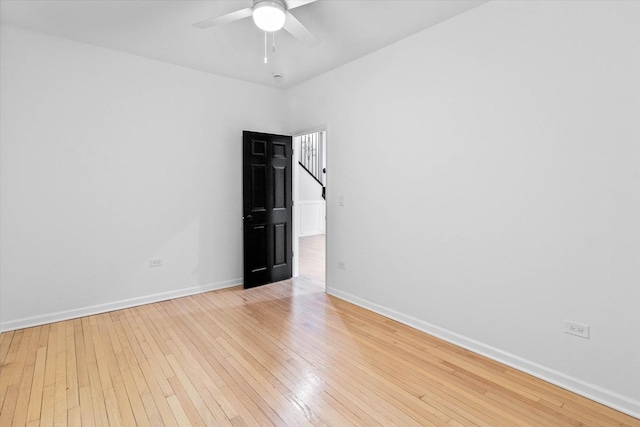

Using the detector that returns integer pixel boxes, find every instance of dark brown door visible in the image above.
[242,131,293,288]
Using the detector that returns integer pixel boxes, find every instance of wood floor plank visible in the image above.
[65,327,80,410]
[166,375,206,426]
[125,307,176,398]
[11,353,35,427]
[67,405,81,427]
[39,324,58,427]
[165,353,231,426]
[159,324,240,422]
[26,346,46,423]
[0,235,638,426]
[89,319,112,394]
[0,331,10,363]
[10,327,40,426]
[78,385,96,427]
[166,394,193,427]
[73,319,89,390]
[0,331,20,415]
[139,361,179,427]
[111,312,154,427]
[99,322,137,427]
[53,348,68,426]
[103,387,123,427]
[0,384,19,426]
[81,318,109,427]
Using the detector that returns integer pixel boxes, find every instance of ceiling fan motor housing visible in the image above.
[253,0,287,8]
[253,0,287,32]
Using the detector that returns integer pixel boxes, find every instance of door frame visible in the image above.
[292,126,328,281]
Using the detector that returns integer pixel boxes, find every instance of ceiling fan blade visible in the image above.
[285,0,318,10]
[193,7,253,29]
[283,11,319,45]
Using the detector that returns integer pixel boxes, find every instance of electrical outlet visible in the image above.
[565,321,589,339]
[338,196,344,207]
[337,261,346,269]
[149,259,163,268]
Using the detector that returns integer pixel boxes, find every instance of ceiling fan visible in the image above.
[193,0,319,45]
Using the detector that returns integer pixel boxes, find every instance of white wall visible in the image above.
[0,25,287,330]
[287,0,640,417]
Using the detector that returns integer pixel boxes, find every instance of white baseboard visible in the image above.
[327,287,640,420]
[0,278,242,333]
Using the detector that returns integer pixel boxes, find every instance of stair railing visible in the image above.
[299,132,324,185]
[298,131,325,198]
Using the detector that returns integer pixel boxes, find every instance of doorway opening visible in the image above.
[293,130,326,289]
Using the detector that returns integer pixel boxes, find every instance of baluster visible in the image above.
[314,132,318,182]
[319,132,322,183]
[314,132,318,179]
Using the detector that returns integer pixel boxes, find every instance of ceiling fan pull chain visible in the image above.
[264,31,268,64]
[272,32,276,53]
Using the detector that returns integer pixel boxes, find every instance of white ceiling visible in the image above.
[0,0,486,89]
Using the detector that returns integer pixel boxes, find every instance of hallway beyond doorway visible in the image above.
[298,234,325,288]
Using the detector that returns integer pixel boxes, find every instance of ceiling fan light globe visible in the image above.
[252,1,286,32]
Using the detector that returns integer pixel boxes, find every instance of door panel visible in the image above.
[243,131,293,288]
[251,165,267,210]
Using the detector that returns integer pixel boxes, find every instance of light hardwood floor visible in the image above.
[1,236,637,426]
[298,234,325,288]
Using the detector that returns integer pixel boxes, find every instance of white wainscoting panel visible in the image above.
[299,201,325,236]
